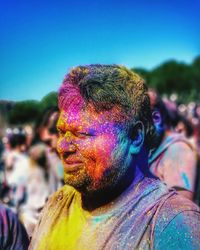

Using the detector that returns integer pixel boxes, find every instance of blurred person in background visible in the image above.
[19,107,64,235]
[20,143,50,237]
[148,88,198,201]
[168,101,200,206]
[177,103,200,206]
[37,107,64,194]
[2,128,30,211]
[0,203,29,249]
[0,138,7,201]
[175,104,199,152]
[175,115,194,138]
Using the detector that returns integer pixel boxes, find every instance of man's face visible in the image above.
[57,101,134,194]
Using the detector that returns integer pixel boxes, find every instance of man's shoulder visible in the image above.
[168,192,199,209]
[154,193,199,228]
[153,193,200,249]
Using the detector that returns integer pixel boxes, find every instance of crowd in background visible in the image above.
[0,107,63,236]
[0,90,200,238]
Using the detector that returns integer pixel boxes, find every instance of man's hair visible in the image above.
[58,64,156,149]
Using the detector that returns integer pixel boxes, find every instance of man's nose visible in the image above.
[57,132,76,154]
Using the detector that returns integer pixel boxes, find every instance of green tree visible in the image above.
[191,56,200,98]
[132,57,200,103]
[8,100,40,124]
[150,60,191,93]
[39,91,58,112]
[132,67,151,83]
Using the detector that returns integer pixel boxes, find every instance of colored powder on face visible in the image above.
[56,100,133,193]
[181,172,191,190]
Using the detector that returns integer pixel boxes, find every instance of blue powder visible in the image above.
[181,172,191,190]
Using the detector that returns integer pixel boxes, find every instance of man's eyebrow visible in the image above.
[56,118,78,133]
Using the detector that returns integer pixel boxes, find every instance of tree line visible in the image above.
[132,55,200,103]
[4,55,200,125]
[7,92,57,125]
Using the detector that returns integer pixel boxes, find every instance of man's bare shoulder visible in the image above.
[164,140,196,158]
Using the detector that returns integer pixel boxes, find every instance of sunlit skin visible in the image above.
[56,101,136,199]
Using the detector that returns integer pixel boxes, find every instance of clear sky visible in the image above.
[0,0,200,101]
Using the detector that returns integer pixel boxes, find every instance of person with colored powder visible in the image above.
[148,88,198,201]
[29,65,200,250]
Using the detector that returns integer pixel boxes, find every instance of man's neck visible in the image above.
[81,165,144,212]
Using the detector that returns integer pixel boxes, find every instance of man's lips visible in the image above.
[62,159,84,172]
[64,160,83,164]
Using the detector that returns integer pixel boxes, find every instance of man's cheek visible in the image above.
[88,146,116,180]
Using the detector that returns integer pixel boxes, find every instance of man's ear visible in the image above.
[152,110,162,126]
[129,121,144,154]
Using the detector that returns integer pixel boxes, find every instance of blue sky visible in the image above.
[0,0,200,101]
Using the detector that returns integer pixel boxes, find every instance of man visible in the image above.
[148,88,197,201]
[30,65,200,249]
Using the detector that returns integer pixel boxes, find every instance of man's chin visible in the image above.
[64,174,90,193]
[64,173,114,195]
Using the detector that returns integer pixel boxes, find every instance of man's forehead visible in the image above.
[58,103,125,130]
[58,104,104,128]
